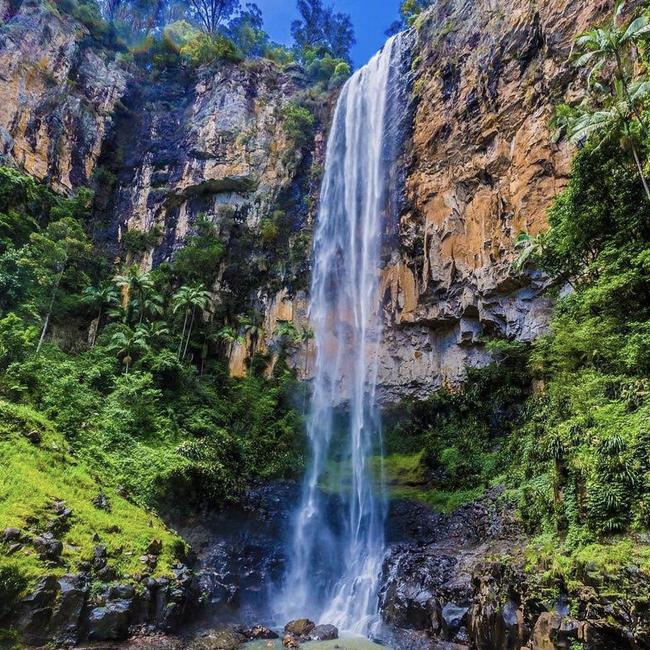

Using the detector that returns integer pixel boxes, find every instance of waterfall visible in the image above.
[277,33,410,634]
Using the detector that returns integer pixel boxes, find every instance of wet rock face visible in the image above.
[13,568,197,645]
[375,0,617,400]
[0,0,128,191]
[171,481,298,626]
[379,490,650,650]
[95,57,313,270]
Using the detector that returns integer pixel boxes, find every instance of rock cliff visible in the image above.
[0,0,128,191]
[376,0,616,400]
[0,0,617,402]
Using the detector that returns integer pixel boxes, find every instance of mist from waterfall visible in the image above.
[277,33,410,635]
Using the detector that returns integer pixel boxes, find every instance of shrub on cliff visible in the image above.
[282,102,316,149]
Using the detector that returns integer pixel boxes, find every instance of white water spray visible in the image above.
[278,34,410,633]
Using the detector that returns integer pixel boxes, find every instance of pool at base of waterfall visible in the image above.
[245,637,389,649]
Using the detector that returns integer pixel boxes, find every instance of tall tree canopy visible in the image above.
[291,0,355,62]
[187,0,238,33]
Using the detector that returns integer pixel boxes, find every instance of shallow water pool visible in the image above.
[245,637,388,650]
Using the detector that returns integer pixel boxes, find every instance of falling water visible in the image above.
[278,34,410,634]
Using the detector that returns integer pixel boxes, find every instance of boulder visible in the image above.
[48,574,88,645]
[532,611,580,650]
[284,618,315,636]
[282,634,300,648]
[33,534,63,561]
[187,627,246,650]
[3,527,22,542]
[441,603,469,637]
[15,576,60,646]
[147,538,163,555]
[310,623,338,640]
[242,625,279,640]
[87,600,133,641]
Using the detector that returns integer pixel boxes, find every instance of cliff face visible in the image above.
[376,0,614,400]
[100,60,312,265]
[0,0,128,192]
[0,0,615,401]
[95,60,321,377]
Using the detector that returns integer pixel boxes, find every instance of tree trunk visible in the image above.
[616,57,648,136]
[36,264,65,354]
[183,305,196,360]
[631,144,650,202]
[178,310,189,359]
[92,305,103,348]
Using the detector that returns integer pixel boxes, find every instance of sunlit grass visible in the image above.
[0,400,184,594]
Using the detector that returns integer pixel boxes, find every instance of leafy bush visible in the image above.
[282,103,316,149]
[179,32,243,66]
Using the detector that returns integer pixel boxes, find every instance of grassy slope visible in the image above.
[0,400,184,592]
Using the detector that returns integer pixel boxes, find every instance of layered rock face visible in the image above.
[100,59,313,269]
[379,491,650,650]
[376,0,615,400]
[0,0,128,192]
[0,0,616,401]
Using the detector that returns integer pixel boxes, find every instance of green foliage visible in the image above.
[303,48,351,87]
[503,12,650,541]
[0,315,37,371]
[282,102,316,149]
[54,0,111,45]
[177,30,243,66]
[0,400,185,594]
[122,226,162,254]
[172,215,224,286]
[383,340,530,492]
[0,164,304,535]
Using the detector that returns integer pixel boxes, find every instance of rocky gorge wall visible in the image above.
[0,0,128,192]
[0,0,618,402]
[376,0,617,401]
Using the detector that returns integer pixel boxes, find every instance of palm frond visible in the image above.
[622,15,650,42]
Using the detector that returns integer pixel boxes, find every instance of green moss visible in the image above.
[0,400,184,593]
[395,487,486,514]
[524,532,650,598]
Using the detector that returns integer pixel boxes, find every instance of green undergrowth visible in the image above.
[524,532,650,599]
[0,400,185,594]
[320,450,485,513]
[393,486,486,514]
[379,451,485,512]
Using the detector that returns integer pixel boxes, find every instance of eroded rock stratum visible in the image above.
[0,0,616,401]
[377,0,615,400]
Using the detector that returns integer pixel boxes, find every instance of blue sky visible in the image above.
[253,0,401,68]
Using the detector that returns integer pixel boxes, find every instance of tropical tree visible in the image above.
[81,283,119,346]
[136,320,170,344]
[565,80,650,201]
[109,327,150,373]
[239,310,265,373]
[512,232,546,274]
[567,2,650,200]
[28,217,93,353]
[172,283,212,360]
[113,266,155,324]
[573,2,650,100]
[132,290,165,323]
[216,324,246,355]
[272,319,301,358]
